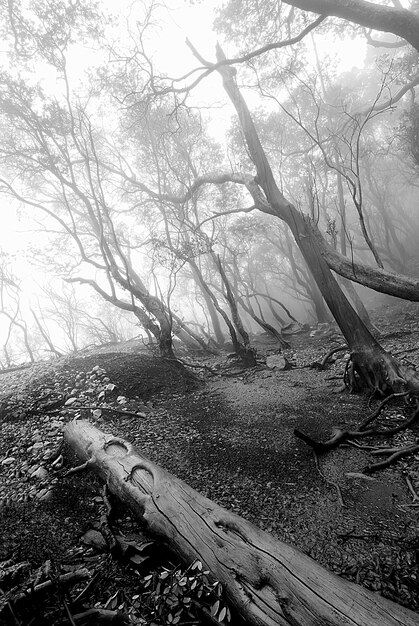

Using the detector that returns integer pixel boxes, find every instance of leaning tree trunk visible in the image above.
[212,47,419,394]
[189,255,256,366]
[64,420,419,626]
[190,262,226,346]
[284,229,331,324]
[237,292,289,348]
[214,254,257,366]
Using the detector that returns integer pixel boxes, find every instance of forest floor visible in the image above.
[1,299,419,625]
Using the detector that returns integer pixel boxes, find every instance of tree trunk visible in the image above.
[281,0,419,53]
[283,229,331,323]
[214,254,257,366]
[31,308,63,357]
[338,276,378,333]
[306,270,331,324]
[188,259,254,365]
[190,262,225,346]
[214,49,419,393]
[237,292,289,348]
[266,297,287,326]
[64,420,419,626]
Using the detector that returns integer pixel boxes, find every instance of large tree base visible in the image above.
[347,347,419,395]
[296,347,419,473]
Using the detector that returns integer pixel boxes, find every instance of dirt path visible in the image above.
[147,361,419,605]
[1,303,419,619]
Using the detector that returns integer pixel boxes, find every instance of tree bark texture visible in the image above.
[215,51,379,352]
[190,260,226,346]
[214,254,257,366]
[282,0,419,52]
[64,420,419,626]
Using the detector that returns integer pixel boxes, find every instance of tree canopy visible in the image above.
[0,0,418,378]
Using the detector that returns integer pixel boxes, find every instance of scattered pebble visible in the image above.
[36,488,53,502]
[0,361,152,507]
[31,467,49,480]
[1,457,16,466]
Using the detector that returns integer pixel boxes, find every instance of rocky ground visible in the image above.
[1,300,419,625]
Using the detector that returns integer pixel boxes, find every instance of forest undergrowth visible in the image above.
[1,299,419,625]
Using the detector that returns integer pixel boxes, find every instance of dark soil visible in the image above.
[1,300,419,624]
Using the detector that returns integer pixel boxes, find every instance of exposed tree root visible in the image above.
[345,349,419,396]
[163,356,218,375]
[320,345,348,368]
[365,444,419,473]
[307,345,347,370]
[294,427,349,453]
[312,450,345,506]
[359,391,411,430]
[295,404,419,472]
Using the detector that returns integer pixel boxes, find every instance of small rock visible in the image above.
[36,488,53,502]
[1,457,16,466]
[82,529,107,552]
[266,355,287,370]
[31,467,48,480]
[65,397,79,406]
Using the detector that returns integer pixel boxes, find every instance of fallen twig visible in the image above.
[10,569,90,604]
[70,608,129,625]
[65,459,94,476]
[72,571,101,604]
[0,363,32,375]
[0,588,21,626]
[403,472,419,502]
[64,406,147,419]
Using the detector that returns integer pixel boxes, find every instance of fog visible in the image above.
[0,0,418,365]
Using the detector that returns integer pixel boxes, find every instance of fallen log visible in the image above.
[64,420,418,626]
